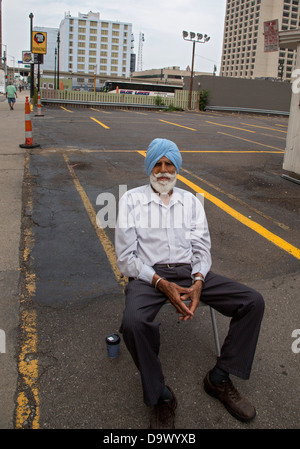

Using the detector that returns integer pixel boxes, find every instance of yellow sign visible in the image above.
[32,31,47,54]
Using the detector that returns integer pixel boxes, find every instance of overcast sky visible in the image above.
[2,0,226,73]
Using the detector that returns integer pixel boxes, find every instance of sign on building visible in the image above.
[264,20,279,52]
[31,31,47,54]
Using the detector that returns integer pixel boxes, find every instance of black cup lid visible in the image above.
[105,333,120,345]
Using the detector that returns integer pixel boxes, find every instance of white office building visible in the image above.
[59,11,133,78]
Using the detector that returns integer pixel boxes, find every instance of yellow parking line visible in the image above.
[181,168,290,231]
[90,117,110,129]
[240,123,287,133]
[63,154,126,287]
[137,151,299,259]
[60,106,73,113]
[180,150,282,153]
[159,120,196,131]
[218,132,284,152]
[90,108,111,114]
[206,121,255,133]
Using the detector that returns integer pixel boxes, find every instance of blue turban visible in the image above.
[145,138,182,176]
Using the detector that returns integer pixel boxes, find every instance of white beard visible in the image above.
[150,171,177,195]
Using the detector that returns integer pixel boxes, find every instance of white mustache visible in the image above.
[153,172,173,181]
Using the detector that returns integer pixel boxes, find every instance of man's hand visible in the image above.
[153,275,203,321]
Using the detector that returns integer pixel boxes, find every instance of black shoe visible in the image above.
[149,386,177,429]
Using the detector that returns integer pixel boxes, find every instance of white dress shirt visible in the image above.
[115,184,212,284]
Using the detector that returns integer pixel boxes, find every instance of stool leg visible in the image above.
[209,307,221,357]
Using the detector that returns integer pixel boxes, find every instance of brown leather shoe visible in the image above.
[203,371,256,422]
[149,386,177,429]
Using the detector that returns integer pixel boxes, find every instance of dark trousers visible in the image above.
[120,266,265,407]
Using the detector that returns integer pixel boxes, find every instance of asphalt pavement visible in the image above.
[0,94,299,433]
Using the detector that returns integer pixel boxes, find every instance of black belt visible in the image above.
[154,263,191,268]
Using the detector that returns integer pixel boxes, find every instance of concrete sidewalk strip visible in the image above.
[0,91,27,428]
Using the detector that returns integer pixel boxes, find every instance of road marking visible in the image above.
[218,132,284,152]
[137,151,299,259]
[181,168,290,231]
[261,133,286,141]
[63,154,126,287]
[90,108,111,114]
[90,117,110,129]
[60,106,73,113]
[179,150,283,153]
[206,121,256,133]
[159,119,196,131]
[240,123,287,133]
[275,124,288,128]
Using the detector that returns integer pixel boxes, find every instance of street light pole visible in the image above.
[182,31,210,109]
[54,48,57,89]
[29,13,34,100]
[57,31,60,90]
[189,40,196,110]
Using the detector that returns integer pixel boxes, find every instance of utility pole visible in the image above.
[57,31,60,89]
[0,0,2,62]
[29,13,34,100]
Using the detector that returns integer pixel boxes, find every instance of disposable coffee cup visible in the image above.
[105,333,120,359]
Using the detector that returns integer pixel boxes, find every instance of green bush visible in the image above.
[199,89,210,111]
[155,96,165,106]
[165,104,184,112]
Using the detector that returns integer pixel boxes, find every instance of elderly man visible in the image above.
[115,138,264,429]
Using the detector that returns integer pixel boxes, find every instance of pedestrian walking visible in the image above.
[6,83,17,110]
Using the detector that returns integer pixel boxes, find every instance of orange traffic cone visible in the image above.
[19,97,40,149]
[35,91,44,117]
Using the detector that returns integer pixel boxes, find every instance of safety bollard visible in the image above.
[35,92,44,117]
[19,96,40,149]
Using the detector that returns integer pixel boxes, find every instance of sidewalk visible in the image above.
[0,90,27,428]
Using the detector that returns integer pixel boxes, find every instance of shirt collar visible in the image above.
[142,184,184,206]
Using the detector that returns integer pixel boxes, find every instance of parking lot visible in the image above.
[2,98,300,430]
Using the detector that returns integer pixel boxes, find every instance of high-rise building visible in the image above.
[59,11,134,77]
[220,0,300,80]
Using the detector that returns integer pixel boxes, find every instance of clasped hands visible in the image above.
[154,277,203,322]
